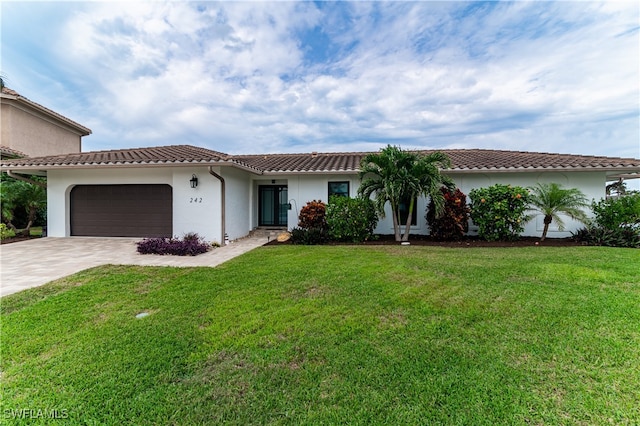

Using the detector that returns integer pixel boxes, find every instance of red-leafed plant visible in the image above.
[136,232,210,256]
[291,200,328,245]
[426,187,470,241]
[298,200,327,230]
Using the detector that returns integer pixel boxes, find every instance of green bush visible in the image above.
[426,187,470,241]
[575,192,640,248]
[469,184,531,241]
[591,192,640,231]
[290,227,328,245]
[0,223,14,240]
[326,196,378,243]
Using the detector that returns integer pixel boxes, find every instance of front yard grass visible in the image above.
[1,246,639,425]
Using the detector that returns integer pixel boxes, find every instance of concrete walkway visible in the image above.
[0,236,269,297]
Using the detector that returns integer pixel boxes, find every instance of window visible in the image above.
[398,196,418,226]
[328,181,349,198]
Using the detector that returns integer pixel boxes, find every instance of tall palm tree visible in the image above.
[528,182,589,241]
[358,145,452,242]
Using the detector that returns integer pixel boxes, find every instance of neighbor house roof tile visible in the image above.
[0,145,28,159]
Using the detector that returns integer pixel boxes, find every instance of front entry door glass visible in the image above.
[259,185,288,226]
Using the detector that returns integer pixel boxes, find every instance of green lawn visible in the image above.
[1,246,639,425]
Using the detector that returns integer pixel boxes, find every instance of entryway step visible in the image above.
[249,227,288,238]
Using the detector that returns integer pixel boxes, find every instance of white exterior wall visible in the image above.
[47,166,223,241]
[221,166,252,241]
[45,166,608,241]
[273,170,606,238]
[172,167,221,243]
[449,171,605,238]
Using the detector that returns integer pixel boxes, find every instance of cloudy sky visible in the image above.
[1,1,639,159]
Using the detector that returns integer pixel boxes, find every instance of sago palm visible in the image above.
[528,182,589,241]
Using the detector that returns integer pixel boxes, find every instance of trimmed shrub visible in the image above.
[136,233,210,256]
[469,184,531,241]
[426,187,470,241]
[326,196,378,243]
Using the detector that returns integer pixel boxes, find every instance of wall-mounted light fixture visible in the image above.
[190,174,198,188]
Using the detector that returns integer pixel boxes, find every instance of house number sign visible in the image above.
[190,197,203,203]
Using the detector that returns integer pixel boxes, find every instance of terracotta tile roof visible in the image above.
[0,146,28,159]
[236,149,640,174]
[0,145,233,168]
[234,152,365,173]
[435,149,640,172]
[2,145,639,176]
[1,87,92,136]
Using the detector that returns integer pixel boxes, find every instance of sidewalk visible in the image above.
[0,236,268,297]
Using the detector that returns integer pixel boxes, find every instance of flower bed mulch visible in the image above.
[0,235,42,245]
[267,234,582,248]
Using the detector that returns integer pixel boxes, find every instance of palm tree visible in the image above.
[528,182,589,241]
[358,145,452,242]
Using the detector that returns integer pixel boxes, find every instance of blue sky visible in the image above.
[1,1,638,161]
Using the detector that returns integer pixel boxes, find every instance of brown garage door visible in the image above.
[70,184,172,237]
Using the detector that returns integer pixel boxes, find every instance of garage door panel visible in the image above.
[71,184,172,237]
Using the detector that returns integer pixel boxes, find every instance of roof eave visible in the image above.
[445,166,640,174]
[261,169,359,175]
[0,159,266,174]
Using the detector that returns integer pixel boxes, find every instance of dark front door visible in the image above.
[259,185,288,226]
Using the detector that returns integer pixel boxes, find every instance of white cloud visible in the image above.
[2,1,637,159]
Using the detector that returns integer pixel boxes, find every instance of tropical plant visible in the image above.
[426,187,470,241]
[0,175,47,235]
[358,145,453,242]
[326,195,378,243]
[469,184,531,241]
[572,225,640,248]
[527,183,589,241]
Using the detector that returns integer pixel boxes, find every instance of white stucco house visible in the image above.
[2,144,639,242]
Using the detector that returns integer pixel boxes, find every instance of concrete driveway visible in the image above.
[0,236,268,297]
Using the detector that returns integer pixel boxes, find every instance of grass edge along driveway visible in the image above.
[1,245,639,425]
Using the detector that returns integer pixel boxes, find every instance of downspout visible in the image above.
[208,167,226,245]
[6,170,47,188]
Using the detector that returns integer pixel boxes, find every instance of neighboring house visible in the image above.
[2,145,639,242]
[1,87,91,158]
